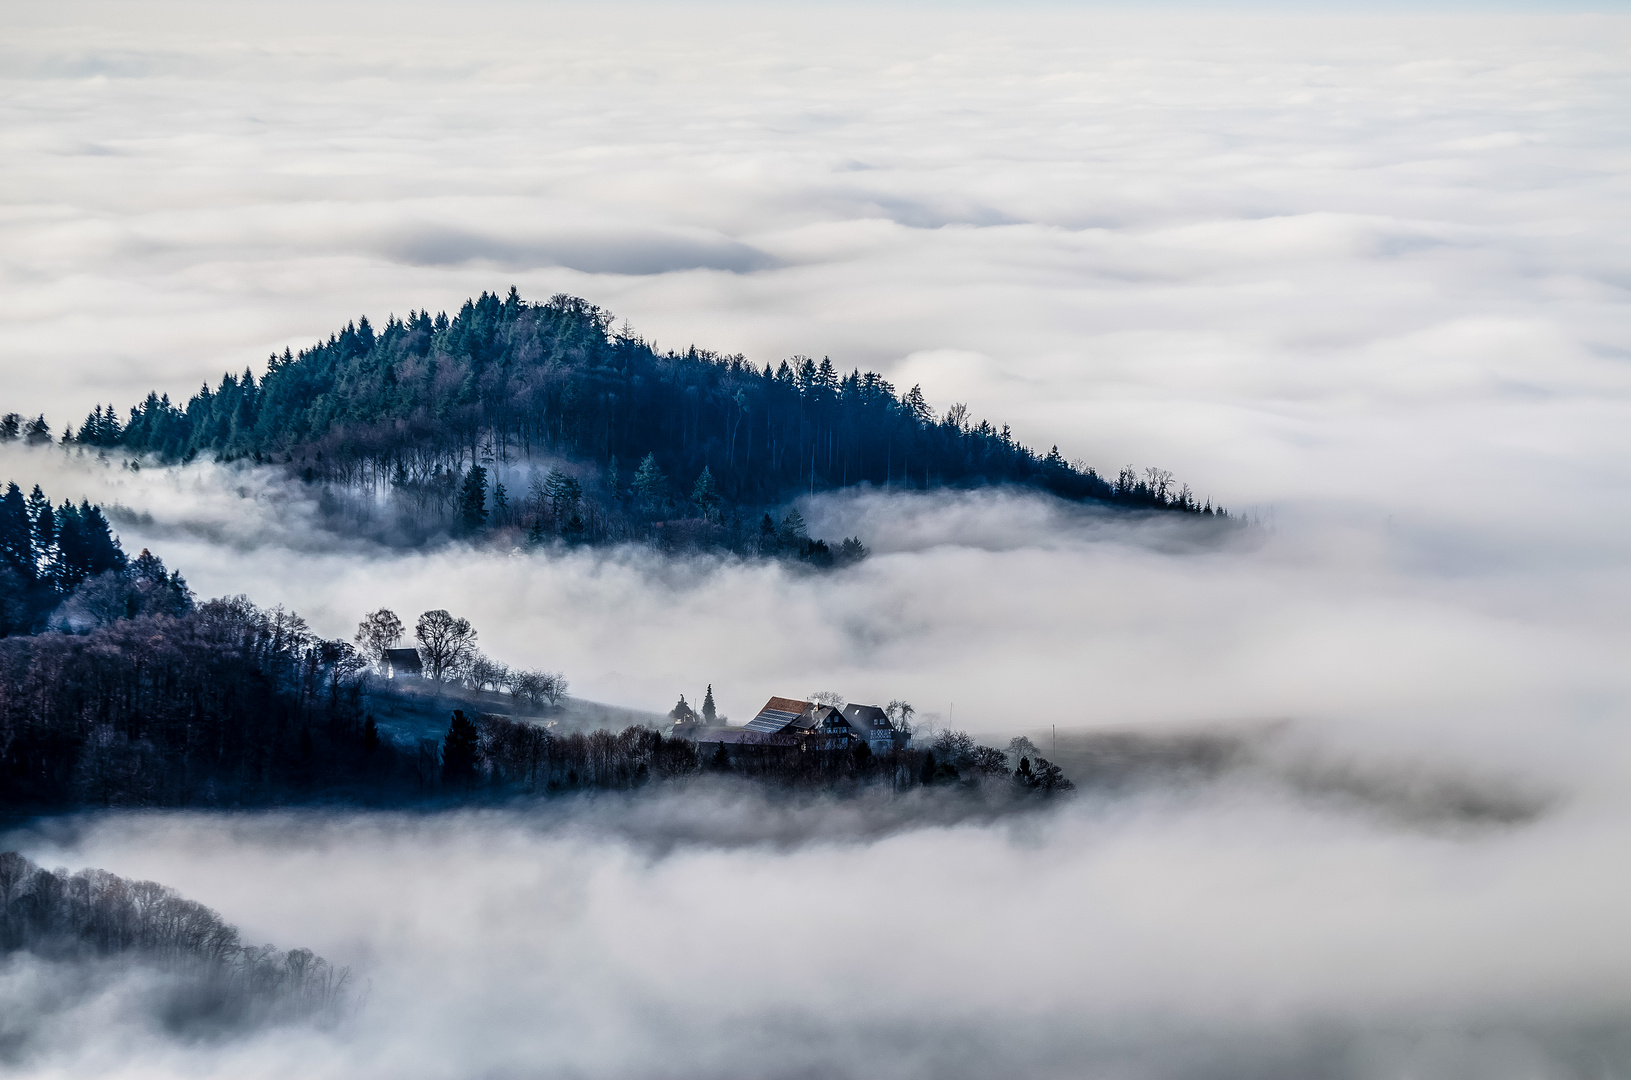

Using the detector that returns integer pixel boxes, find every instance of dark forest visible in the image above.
[40,290,1226,550]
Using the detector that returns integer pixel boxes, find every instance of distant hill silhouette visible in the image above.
[65,290,1227,546]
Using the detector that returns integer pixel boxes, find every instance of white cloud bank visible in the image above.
[3,4,1631,1077]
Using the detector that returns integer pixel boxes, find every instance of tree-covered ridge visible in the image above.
[81,290,1227,523]
[0,480,144,636]
[0,851,351,1033]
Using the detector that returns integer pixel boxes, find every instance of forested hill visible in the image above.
[69,290,1225,533]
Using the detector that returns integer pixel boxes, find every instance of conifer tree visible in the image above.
[442,710,479,786]
[691,467,720,521]
[0,483,34,582]
[632,453,666,514]
[458,466,489,530]
[778,509,807,545]
[702,684,717,725]
[543,470,582,520]
[26,486,54,569]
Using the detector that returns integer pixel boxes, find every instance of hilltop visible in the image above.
[45,290,1227,554]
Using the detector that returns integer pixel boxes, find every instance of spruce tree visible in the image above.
[544,470,582,520]
[0,483,35,582]
[778,509,807,546]
[26,486,54,569]
[457,466,489,531]
[702,684,717,725]
[442,710,479,786]
[632,453,666,515]
[691,467,720,520]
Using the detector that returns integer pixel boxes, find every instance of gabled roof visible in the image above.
[842,703,891,729]
[744,696,812,734]
[785,704,843,732]
[384,648,422,670]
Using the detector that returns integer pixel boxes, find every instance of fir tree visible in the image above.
[442,710,479,786]
[0,483,34,582]
[632,453,666,514]
[702,684,717,725]
[458,466,489,531]
[491,482,509,525]
[778,509,807,545]
[543,470,582,520]
[26,486,54,569]
[691,466,720,520]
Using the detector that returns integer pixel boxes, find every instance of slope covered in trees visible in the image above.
[0,480,166,637]
[0,579,1069,811]
[0,851,350,1037]
[69,291,1226,546]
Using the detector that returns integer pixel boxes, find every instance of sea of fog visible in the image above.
[4,438,1631,1077]
[8,782,1631,1079]
[4,3,1631,1076]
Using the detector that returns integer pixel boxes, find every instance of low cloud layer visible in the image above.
[3,4,1630,1076]
[6,441,1625,791]
[6,780,1631,1079]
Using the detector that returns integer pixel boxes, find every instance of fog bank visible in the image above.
[5,780,1631,1079]
[5,442,1625,793]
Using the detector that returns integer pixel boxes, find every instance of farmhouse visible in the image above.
[383,648,423,679]
[839,703,906,754]
[690,695,911,755]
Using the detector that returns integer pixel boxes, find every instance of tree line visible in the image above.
[0,850,349,1027]
[0,480,146,637]
[31,289,1226,552]
[419,709,1072,799]
[354,606,567,705]
[0,526,1068,808]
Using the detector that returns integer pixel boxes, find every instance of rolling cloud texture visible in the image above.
[3,3,1631,1077]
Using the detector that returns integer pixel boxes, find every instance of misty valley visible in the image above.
[0,269,1601,1077]
[6,11,1630,1059]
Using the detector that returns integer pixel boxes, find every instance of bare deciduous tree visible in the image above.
[1006,736,1040,766]
[466,652,507,692]
[354,608,404,666]
[414,609,477,681]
